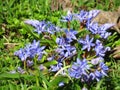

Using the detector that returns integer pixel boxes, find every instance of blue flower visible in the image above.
[94,40,110,57]
[98,23,114,39]
[61,11,73,22]
[24,20,43,28]
[64,29,78,43]
[36,46,46,60]
[45,22,61,34]
[14,48,30,61]
[58,82,64,87]
[56,44,76,60]
[47,55,55,61]
[17,67,25,74]
[99,23,115,32]
[82,87,88,90]
[27,40,40,58]
[50,62,63,72]
[39,64,46,71]
[99,62,109,76]
[91,57,103,65]
[56,37,68,45]
[68,58,90,79]
[86,22,99,34]
[92,70,103,81]
[56,29,77,45]
[88,10,100,20]
[79,35,95,51]
[74,10,88,22]
[24,20,46,34]
[27,60,34,67]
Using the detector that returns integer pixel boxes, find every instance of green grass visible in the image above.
[0,0,120,90]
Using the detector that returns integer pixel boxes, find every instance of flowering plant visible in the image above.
[14,10,114,89]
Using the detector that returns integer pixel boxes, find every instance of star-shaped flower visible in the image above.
[79,35,95,51]
[61,11,73,22]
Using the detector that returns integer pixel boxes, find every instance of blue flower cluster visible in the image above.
[68,57,109,82]
[74,10,114,39]
[79,36,110,57]
[56,29,78,45]
[56,44,76,61]
[75,10,100,23]
[14,40,45,61]
[67,10,112,82]
[14,9,115,85]
[24,20,61,34]
[68,58,90,79]
[87,22,114,39]
[49,29,78,72]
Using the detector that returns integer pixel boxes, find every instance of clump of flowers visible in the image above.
[24,20,61,34]
[14,40,45,61]
[14,10,115,89]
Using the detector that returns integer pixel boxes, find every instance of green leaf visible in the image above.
[0,85,9,90]
[22,23,39,39]
[40,39,56,47]
[9,83,16,90]
[74,84,81,90]
[19,28,27,34]
[0,73,20,80]
[38,71,50,87]
[51,34,57,42]
[39,56,46,63]
[96,79,104,90]
[0,72,34,80]
[43,60,58,67]
[48,76,69,89]
[20,74,34,80]
[0,39,4,49]
[13,18,19,26]
[28,86,45,90]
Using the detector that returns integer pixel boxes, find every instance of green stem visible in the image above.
[24,61,26,70]
[54,65,71,78]
[36,76,40,86]
[67,21,70,30]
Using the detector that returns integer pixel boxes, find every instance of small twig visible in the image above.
[54,65,71,78]
[3,35,9,43]
[3,43,20,46]
[64,52,77,61]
